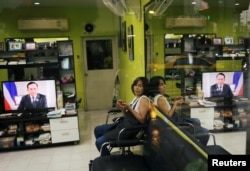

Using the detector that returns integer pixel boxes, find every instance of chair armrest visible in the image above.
[117,124,148,144]
[178,122,195,134]
[105,124,148,148]
[108,108,122,114]
[106,108,122,124]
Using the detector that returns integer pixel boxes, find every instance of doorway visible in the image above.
[82,37,119,110]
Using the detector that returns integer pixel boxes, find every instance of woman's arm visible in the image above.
[157,96,172,117]
[157,96,183,118]
[123,97,150,124]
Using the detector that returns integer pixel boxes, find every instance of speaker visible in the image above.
[85,23,94,33]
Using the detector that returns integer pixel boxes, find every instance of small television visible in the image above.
[2,80,57,113]
[25,42,36,50]
[202,71,244,99]
[8,42,22,51]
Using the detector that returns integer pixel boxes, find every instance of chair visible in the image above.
[90,123,149,171]
[100,123,148,155]
[185,129,231,155]
[204,133,231,155]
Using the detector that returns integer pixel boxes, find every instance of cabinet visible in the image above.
[0,113,79,150]
[190,107,214,130]
[50,116,79,143]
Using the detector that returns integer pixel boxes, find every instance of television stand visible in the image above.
[0,112,79,150]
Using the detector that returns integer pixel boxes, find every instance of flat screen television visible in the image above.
[202,71,244,99]
[2,80,57,113]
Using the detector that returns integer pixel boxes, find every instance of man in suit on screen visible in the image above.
[17,81,47,110]
[210,73,234,99]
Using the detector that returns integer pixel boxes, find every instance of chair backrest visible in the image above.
[143,107,208,171]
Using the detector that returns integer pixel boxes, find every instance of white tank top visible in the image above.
[153,94,171,110]
[130,95,149,112]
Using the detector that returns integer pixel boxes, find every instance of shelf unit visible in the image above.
[0,114,79,150]
[0,38,79,150]
[164,33,248,97]
[57,40,76,105]
[210,99,249,132]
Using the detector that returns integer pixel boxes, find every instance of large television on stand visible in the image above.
[1,79,57,114]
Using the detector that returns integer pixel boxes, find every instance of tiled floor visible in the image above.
[0,109,247,171]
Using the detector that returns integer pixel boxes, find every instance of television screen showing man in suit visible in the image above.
[210,73,234,98]
[17,81,47,110]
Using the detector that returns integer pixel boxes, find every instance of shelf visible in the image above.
[0,39,78,151]
[0,62,59,69]
[210,127,246,133]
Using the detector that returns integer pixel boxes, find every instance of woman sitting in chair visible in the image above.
[94,76,150,156]
[149,76,210,146]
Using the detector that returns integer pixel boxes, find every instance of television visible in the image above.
[8,42,22,51]
[2,80,57,113]
[202,71,244,99]
[25,42,36,50]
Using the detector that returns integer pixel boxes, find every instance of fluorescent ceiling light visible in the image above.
[102,0,128,16]
[146,0,173,16]
[34,2,40,5]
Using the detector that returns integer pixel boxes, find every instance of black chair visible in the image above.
[181,123,231,155]
[204,133,231,155]
[100,123,148,155]
[89,123,148,171]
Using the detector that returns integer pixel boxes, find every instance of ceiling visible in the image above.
[0,0,249,12]
[0,0,105,9]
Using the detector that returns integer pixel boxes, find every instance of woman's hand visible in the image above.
[174,96,184,105]
[117,99,127,110]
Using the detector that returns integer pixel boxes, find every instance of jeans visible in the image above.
[94,124,113,156]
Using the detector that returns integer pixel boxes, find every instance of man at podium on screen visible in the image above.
[210,73,234,99]
[17,81,47,110]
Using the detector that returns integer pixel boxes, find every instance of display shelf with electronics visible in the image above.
[220,44,246,58]
[0,38,61,81]
[164,35,182,56]
[202,71,248,132]
[0,38,80,151]
[0,79,79,151]
[163,34,248,102]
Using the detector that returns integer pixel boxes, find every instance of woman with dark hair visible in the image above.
[94,76,150,156]
[149,76,209,146]
[149,76,184,118]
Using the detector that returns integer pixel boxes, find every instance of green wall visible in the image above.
[1,2,246,109]
[0,7,120,109]
[118,0,150,102]
[145,5,249,85]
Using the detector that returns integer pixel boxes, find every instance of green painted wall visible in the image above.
[0,2,246,109]
[0,7,120,109]
[145,5,249,96]
[118,0,150,103]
